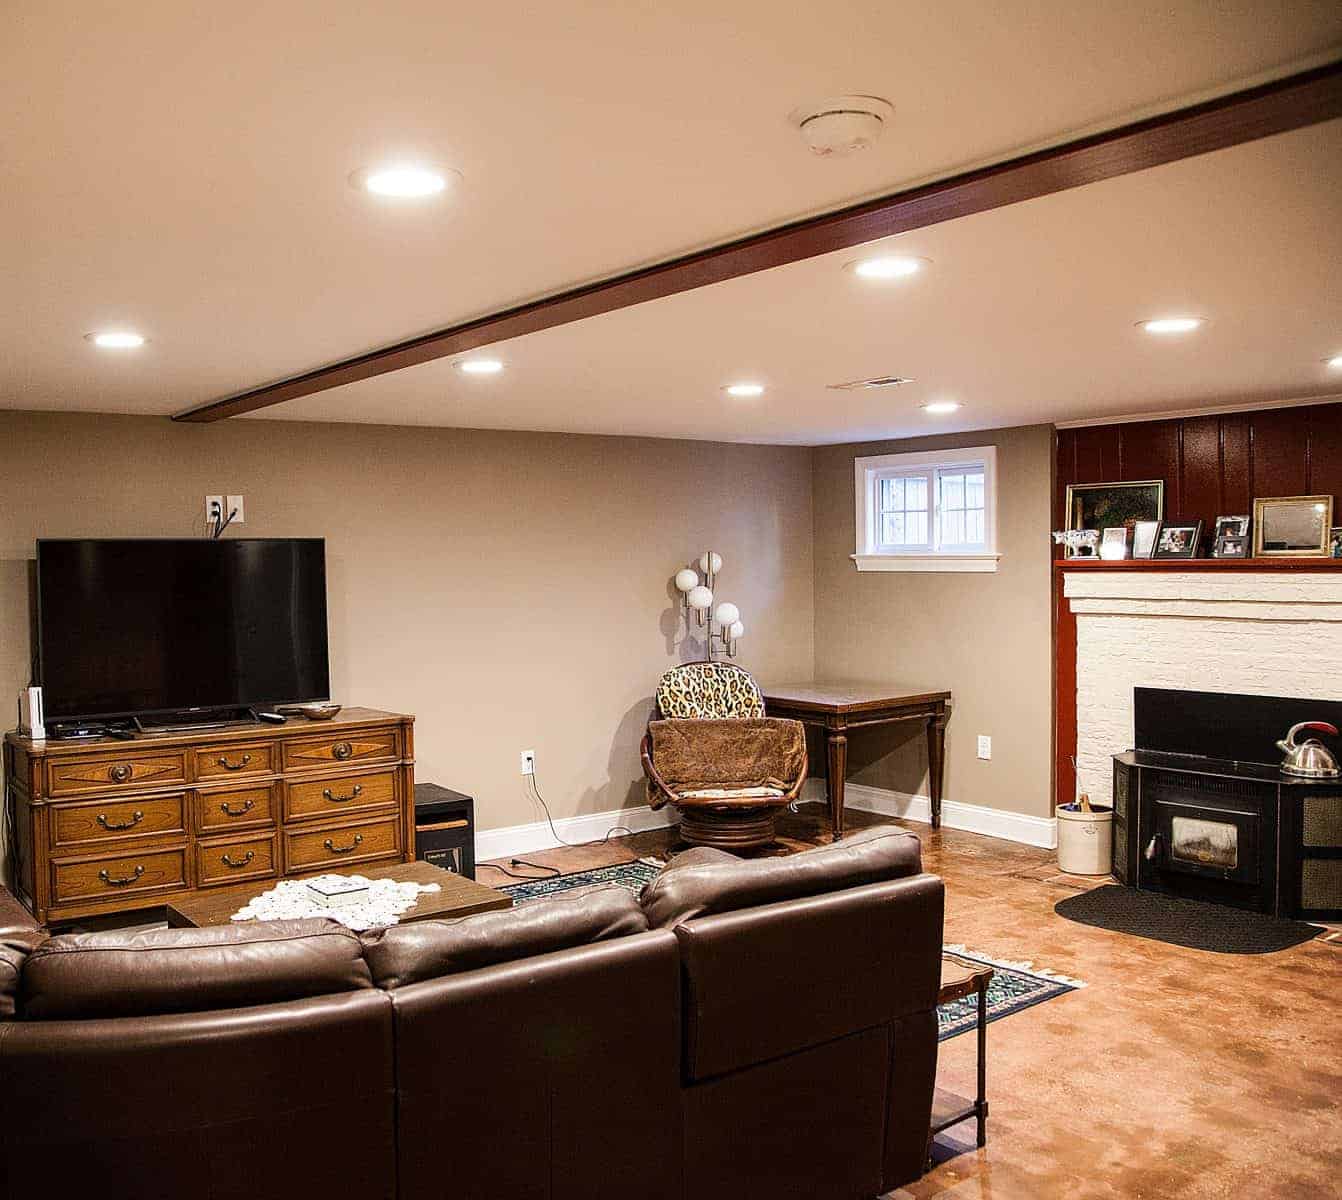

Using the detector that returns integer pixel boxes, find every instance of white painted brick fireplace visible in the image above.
[1063,570,1342,808]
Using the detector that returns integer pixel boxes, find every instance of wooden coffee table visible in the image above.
[165,860,512,928]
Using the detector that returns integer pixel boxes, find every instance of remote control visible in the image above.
[256,711,287,724]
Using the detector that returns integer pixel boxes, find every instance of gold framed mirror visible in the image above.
[1252,495,1333,557]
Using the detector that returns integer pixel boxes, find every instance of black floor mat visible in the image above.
[1054,885,1322,954]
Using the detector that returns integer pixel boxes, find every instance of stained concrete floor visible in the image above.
[479,804,1342,1200]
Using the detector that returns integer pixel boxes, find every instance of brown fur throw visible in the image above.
[648,718,806,793]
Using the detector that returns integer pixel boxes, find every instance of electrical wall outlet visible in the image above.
[520,749,536,776]
[226,494,245,524]
[977,735,992,760]
[205,495,223,525]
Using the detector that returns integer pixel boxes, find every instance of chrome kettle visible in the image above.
[1276,721,1341,778]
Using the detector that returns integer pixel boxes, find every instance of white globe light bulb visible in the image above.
[729,621,745,639]
[687,585,714,611]
[714,602,740,627]
[698,551,723,575]
[674,568,699,593]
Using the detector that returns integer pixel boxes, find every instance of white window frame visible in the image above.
[852,445,1000,573]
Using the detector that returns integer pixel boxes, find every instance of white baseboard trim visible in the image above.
[474,803,676,862]
[477,782,1057,862]
[800,779,1058,850]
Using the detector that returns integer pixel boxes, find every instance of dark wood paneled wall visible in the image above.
[1055,401,1342,528]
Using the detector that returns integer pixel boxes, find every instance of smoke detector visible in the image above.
[789,95,894,157]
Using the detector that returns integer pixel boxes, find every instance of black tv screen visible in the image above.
[36,539,330,722]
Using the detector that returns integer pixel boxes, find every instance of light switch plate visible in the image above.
[226,494,245,524]
[977,735,992,760]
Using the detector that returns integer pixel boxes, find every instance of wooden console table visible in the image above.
[762,682,951,838]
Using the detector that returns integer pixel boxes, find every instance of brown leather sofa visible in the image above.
[0,825,943,1200]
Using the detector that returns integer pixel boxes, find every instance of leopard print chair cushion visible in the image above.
[655,662,765,720]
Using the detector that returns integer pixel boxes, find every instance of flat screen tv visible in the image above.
[36,538,330,723]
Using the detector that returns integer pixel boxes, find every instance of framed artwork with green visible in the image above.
[1064,480,1164,535]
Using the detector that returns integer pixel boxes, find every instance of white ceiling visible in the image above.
[2,1,1340,439]
[258,120,1342,443]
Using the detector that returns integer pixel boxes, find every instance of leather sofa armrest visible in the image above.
[0,883,46,1020]
[0,884,41,938]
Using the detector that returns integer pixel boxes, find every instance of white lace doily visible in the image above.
[230,874,441,932]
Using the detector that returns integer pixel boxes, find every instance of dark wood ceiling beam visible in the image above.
[175,60,1342,423]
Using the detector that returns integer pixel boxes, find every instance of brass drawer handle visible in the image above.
[323,834,364,854]
[220,798,255,817]
[96,809,144,831]
[98,865,145,887]
[331,742,354,761]
[322,784,363,803]
[108,763,134,784]
[215,754,253,772]
[221,850,255,869]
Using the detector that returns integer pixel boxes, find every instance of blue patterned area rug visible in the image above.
[502,862,1085,1041]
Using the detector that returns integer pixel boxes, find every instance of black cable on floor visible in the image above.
[528,775,633,848]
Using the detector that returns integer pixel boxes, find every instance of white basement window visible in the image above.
[852,445,1000,572]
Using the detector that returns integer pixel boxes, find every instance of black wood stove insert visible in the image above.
[1112,688,1342,921]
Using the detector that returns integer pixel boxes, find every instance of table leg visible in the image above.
[826,731,847,841]
[976,981,988,1147]
[927,710,947,830]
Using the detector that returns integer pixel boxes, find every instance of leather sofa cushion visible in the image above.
[0,888,47,1020]
[640,824,923,928]
[20,919,371,1020]
[364,883,648,989]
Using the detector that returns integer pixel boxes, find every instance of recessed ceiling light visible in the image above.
[1140,317,1204,335]
[847,255,927,280]
[1326,354,1342,370]
[456,358,504,375]
[724,382,765,398]
[350,163,457,198]
[922,401,961,415]
[85,331,146,349]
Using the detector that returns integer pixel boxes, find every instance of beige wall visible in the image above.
[810,424,1054,818]
[0,412,815,878]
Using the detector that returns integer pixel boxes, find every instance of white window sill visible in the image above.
[851,553,1001,573]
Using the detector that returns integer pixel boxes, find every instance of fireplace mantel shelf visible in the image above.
[1054,558,1342,572]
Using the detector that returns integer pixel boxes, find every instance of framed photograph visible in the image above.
[1099,526,1131,560]
[1252,496,1333,557]
[1214,534,1249,559]
[1212,514,1250,541]
[1132,519,1161,559]
[1154,521,1203,559]
[1331,527,1342,559]
[1064,480,1164,537]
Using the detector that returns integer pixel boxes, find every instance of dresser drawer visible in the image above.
[196,833,279,888]
[49,751,187,797]
[51,793,186,849]
[283,731,398,772]
[194,741,277,782]
[284,816,401,871]
[283,770,397,823]
[53,847,187,904]
[195,784,277,835]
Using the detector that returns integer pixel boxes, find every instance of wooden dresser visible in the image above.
[3,708,415,925]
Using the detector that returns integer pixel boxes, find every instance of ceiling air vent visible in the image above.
[826,375,915,391]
